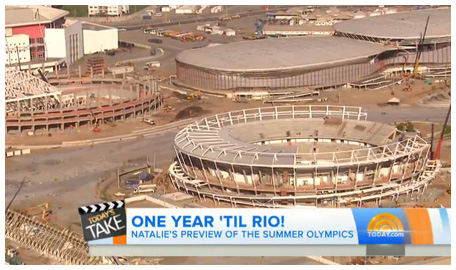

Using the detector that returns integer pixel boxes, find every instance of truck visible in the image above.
[143,28,156,34]
[156,28,166,37]
[109,66,134,76]
[143,61,161,71]
[133,184,157,194]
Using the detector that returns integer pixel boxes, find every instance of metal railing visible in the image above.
[174,106,429,168]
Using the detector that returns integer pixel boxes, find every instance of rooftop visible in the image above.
[334,9,451,40]
[264,24,334,32]
[82,22,115,31]
[176,36,392,72]
[5,5,69,27]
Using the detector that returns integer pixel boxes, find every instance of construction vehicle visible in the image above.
[133,184,157,194]
[141,118,156,125]
[143,61,161,71]
[115,61,134,67]
[412,16,430,78]
[242,33,266,40]
[187,90,202,100]
[163,105,175,113]
[21,203,52,223]
[93,123,101,132]
[220,15,232,21]
[143,28,157,35]
[104,49,117,56]
[5,246,24,265]
[403,83,412,92]
[434,105,451,159]
[150,48,164,56]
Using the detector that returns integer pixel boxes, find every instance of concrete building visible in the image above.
[44,20,84,65]
[5,34,31,65]
[83,22,118,54]
[175,5,197,14]
[88,5,129,17]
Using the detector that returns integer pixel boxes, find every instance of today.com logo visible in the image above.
[366,213,405,238]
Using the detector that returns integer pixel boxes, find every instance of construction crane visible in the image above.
[434,105,451,160]
[412,16,430,77]
[21,203,52,222]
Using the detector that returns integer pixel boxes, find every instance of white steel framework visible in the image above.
[171,106,433,207]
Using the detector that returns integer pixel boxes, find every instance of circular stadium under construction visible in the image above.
[169,105,438,208]
[5,69,163,134]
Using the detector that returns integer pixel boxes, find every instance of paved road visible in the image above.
[368,107,450,124]
[5,131,177,224]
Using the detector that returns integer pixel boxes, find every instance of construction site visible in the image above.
[4,5,452,266]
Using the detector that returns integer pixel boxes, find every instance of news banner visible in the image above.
[78,201,451,257]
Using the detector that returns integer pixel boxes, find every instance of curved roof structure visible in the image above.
[334,9,451,40]
[176,36,391,72]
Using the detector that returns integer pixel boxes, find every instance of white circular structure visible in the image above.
[334,9,451,43]
[170,106,436,208]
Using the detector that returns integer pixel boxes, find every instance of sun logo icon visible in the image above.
[368,213,404,231]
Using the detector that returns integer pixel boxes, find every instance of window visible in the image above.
[37,38,44,43]
[30,38,36,44]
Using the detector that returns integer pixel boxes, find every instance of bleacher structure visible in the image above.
[170,105,436,207]
[5,69,61,114]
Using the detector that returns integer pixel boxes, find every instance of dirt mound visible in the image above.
[174,106,208,121]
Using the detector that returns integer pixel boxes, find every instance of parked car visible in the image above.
[142,118,156,125]
[148,38,163,44]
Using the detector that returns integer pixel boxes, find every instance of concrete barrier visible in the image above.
[6,149,32,158]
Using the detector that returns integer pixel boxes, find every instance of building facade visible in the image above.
[82,23,118,54]
[5,34,31,65]
[88,5,130,16]
[5,5,69,69]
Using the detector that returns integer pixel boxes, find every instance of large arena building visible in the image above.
[175,9,450,94]
[169,106,438,207]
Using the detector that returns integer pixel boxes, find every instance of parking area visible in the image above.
[114,14,266,76]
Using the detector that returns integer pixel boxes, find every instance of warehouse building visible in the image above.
[82,22,118,55]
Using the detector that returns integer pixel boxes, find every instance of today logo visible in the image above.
[366,213,405,238]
